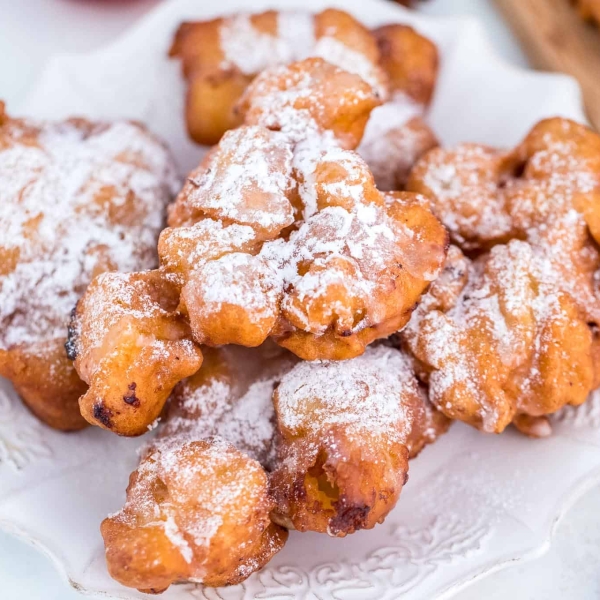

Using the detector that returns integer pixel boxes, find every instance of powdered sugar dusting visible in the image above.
[220,13,315,75]
[405,236,595,432]
[218,11,384,96]
[110,438,265,569]
[313,36,386,99]
[0,115,178,349]
[157,344,296,466]
[276,345,421,444]
[185,126,295,234]
[358,94,437,191]
[162,57,445,349]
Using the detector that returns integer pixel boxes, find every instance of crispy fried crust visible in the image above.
[170,10,440,192]
[236,57,381,149]
[169,9,389,145]
[101,439,288,593]
[0,341,87,431]
[269,345,449,535]
[158,59,447,362]
[72,271,203,436]
[74,58,446,436]
[408,118,600,252]
[403,243,598,435]
[0,106,177,431]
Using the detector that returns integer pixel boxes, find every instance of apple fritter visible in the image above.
[269,344,449,536]
[169,9,388,145]
[161,58,448,361]
[70,270,203,436]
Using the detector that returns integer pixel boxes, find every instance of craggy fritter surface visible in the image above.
[270,344,449,536]
[163,58,448,360]
[0,103,178,431]
[101,343,293,592]
[169,8,387,146]
[170,9,439,192]
[160,342,298,466]
[71,271,203,436]
[403,118,600,436]
[102,438,287,593]
[74,58,447,436]
[102,341,447,592]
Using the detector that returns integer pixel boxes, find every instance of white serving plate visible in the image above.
[2,0,599,599]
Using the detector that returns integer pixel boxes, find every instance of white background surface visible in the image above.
[0,1,598,598]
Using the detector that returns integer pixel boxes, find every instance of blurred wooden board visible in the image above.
[494,0,600,130]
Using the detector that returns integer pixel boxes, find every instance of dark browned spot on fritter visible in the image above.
[329,502,370,535]
[93,403,114,428]
[123,382,140,407]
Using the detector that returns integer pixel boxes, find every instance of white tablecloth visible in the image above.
[0,1,598,598]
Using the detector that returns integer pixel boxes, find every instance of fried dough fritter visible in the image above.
[402,243,598,436]
[269,345,449,536]
[102,343,294,592]
[161,58,447,361]
[0,104,178,431]
[102,341,447,591]
[236,57,381,150]
[408,118,600,253]
[170,9,439,192]
[169,9,388,146]
[102,438,287,594]
[402,118,600,436]
[71,271,203,436]
[74,58,446,435]
[0,341,87,431]
[373,23,438,106]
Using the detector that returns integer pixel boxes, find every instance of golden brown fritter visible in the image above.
[408,118,600,253]
[269,345,449,536]
[159,58,448,361]
[71,271,203,436]
[170,10,440,191]
[0,341,87,431]
[102,438,287,593]
[236,57,382,150]
[0,104,178,431]
[358,113,439,191]
[101,343,296,592]
[402,243,598,436]
[169,9,388,146]
[74,58,446,436]
[373,23,438,106]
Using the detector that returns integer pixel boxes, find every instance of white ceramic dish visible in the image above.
[3,0,599,599]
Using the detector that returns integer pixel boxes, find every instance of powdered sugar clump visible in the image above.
[220,12,315,75]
